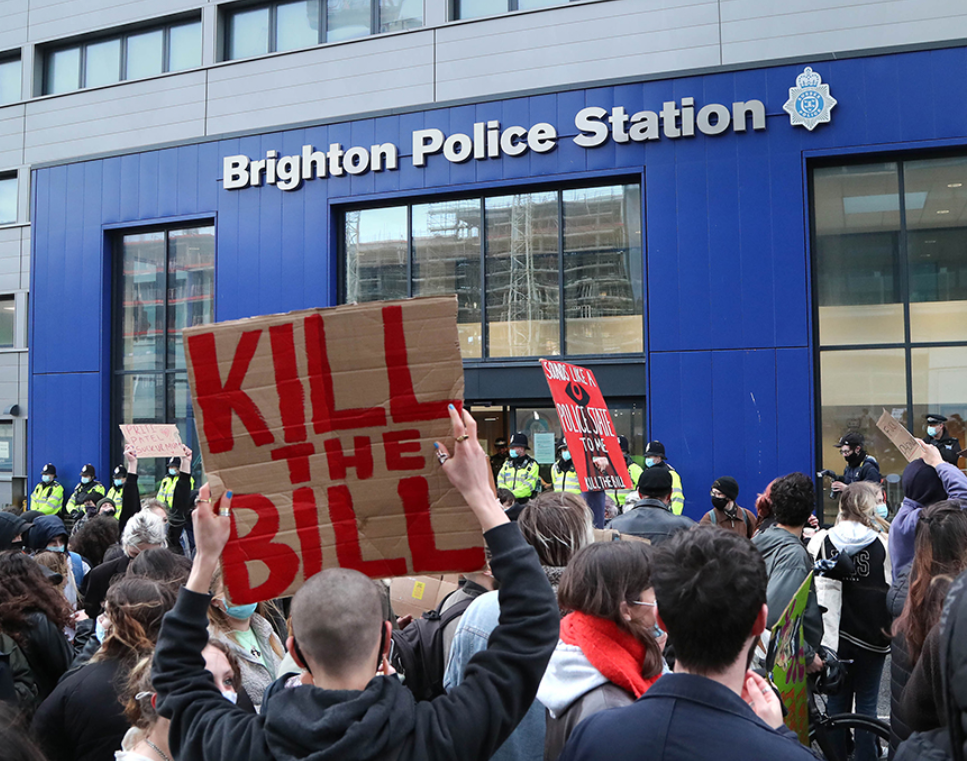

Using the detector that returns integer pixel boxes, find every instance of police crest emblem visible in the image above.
[783,67,837,131]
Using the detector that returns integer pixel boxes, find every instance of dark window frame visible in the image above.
[0,172,17,226]
[42,16,202,95]
[452,0,574,21]
[337,176,645,362]
[810,149,967,517]
[223,0,422,60]
[110,221,215,490]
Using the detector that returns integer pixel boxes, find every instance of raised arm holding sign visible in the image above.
[183,297,486,604]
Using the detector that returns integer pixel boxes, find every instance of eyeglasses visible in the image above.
[631,600,657,608]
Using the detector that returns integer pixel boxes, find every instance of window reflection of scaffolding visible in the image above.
[508,194,541,350]
[345,211,360,302]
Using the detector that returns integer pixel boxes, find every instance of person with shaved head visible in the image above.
[152,406,560,761]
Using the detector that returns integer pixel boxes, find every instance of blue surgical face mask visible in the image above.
[645,457,657,468]
[80,476,91,485]
[113,478,124,487]
[561,450,571,462]
[168,468,179,476]
[95,618,108,642]
[42,475,51,483]
[875,502,889,519]
[509,449,521,459]
[222,601,257,620]
[927,426,938,438]
[46,544,65,553]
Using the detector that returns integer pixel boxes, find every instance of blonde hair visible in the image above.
[33,550,69,592]
[838,481,889,533]
[208,566,285,659]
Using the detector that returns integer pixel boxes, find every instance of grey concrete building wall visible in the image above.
[4,0,967,506]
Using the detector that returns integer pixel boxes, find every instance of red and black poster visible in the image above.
[540,359,632,492]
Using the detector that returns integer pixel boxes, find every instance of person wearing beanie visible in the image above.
[699,477,756,539]
[0,511,30,552]
[30,463,64,516]
[642,441,685,515]
[889,443,967,581]
[607,468,695,545]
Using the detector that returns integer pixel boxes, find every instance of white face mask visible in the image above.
[221,689,238,704]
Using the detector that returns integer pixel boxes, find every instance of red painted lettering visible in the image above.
[328,485,407,576]
[399,476,486,573]
[383,430,425,471]
[269,322,307,443]
[324,437,374,481]
[383,305,457,423]
[304,314,386,434]
[271,443,315,484]
[292,486,323,579]
[221,493,299,603]
[187,331,275,454]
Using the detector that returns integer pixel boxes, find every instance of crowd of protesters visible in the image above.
[2,411,967,761]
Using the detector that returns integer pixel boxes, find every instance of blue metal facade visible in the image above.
[30,46,967,519]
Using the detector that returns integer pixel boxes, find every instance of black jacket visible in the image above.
[558,673,815,761]
[19,611,73,701]
[80,553,131,619]
[831,455,881,486]
[32,658,130,761]
[606,498,695,545]
[152,522,559,761]
[924,434,961,465]
[890,571,912,756]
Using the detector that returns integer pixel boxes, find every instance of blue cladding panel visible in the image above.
[36,46,967,479]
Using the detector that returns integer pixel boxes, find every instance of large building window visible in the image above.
[0,56,21,106]
[0,174,16,225]
[114,224,214,491]
[43,18,202,95]
[342,181,643,359]
[455,0,570,20]
[224,0,422,60]
[814,155,967,519]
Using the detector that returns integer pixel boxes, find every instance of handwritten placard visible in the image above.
[876,409,923,463]
[183,297,485,604]
[120,424,184,458]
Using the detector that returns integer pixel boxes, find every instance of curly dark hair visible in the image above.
[770,472,816,527]
[0,551,73,644]
[69,515,120,567]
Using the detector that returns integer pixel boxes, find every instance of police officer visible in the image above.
[924,414,961,465]
[550,438,581,494]
[104,464,129,520]
[490,437,509,481]
[496,433,540,503]
[820,432,881,495]
[613,435,644,509]
[65,464,106,517]
[158,456,194,510]
[30,463,64,516]
[642,441,685,515]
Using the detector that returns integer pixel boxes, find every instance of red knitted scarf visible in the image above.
[559,611,660,699]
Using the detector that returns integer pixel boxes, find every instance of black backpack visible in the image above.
[391,591,476,701]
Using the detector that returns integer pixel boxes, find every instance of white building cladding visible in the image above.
[4,0,967,505]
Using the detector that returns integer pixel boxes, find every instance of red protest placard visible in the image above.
[183,297,485,604]
[540,359,632,492]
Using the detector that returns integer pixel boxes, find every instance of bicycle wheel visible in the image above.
[809,713,891,761]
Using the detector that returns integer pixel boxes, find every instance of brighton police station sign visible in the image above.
[223,67,835,192]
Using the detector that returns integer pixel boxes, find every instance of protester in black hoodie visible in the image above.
[153,406,559,761]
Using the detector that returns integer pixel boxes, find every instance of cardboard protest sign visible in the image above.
[876,409,923,463]
[540,359,631,492]
[770,573,813,745]
[183,297,485,604]
[120,424,184,458]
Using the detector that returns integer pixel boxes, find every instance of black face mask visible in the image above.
[844,450,864,467]
[711,496,730,511]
